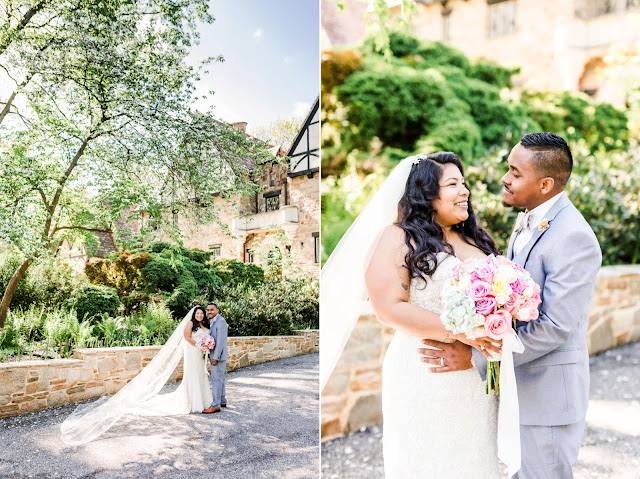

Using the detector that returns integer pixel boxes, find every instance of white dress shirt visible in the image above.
[513,192,565,257]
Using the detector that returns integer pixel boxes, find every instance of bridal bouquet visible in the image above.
[441,254,541,395]
[198,334,216,357]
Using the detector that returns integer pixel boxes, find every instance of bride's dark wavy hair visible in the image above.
[190,305,210,332]
[397,152,499,284]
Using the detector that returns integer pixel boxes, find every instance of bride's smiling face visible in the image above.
[195,309,204,322]
[432,163,470,228]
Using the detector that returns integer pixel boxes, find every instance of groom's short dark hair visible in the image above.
[520,132,573,188]
[207,302,218,309]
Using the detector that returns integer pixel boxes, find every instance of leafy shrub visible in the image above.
[522,91,629,153]
[210,278,319,336]
[0,250,82,310]
[69,284,121,322]
[468,59,519,89]
[85,251,152,296]
[321,49,364,108]
[211,259,265,288]
[165,275,199,317]
[140,257,179,292]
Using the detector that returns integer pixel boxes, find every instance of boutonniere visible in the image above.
[538,218,550,231]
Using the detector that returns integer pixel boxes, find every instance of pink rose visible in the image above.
[533,283,541,296]
[516,297,541,322]
[510,278,527,295]
[513,263,526,273]
[475,296,497,315]
[467,280,492,300]
[503,293,521,316]
[476,262,496,282]
[524,297,541,320]
[496,255,512,266]
[485,310,512,340]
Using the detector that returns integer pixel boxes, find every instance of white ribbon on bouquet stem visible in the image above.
[495,328,524,477]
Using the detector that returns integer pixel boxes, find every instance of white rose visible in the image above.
[497,265,518,283]
[523,286,533,298]
[517,308,531,321]
[475,313,486,326]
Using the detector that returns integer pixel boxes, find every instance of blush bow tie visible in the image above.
[515,212,532,234]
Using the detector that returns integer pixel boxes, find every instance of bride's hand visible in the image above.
[455,334,502,359]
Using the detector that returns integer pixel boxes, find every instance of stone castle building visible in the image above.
[173,98,321,278]
[322,0,640,105]
[60,98,320,278]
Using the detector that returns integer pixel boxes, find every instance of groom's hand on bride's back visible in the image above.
[417,339,473,373]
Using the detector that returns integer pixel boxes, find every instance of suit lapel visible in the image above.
[513,194,571,266]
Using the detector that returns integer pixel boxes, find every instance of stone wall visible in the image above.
[321,265,640,440]
[0,330,318,420]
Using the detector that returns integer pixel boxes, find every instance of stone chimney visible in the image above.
[231,121,248,133]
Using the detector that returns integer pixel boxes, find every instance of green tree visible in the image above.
[249,116,304,152]
[0,1,273,327]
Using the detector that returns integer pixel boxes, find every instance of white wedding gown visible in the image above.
[130,327,213,416]
[382,253,500,478]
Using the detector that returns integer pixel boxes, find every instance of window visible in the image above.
[441,8,451,43]
[313,232,320,264]
[487,0,516,38]
[209,244,222,259]
[264,190,281,212]
[266,195,280,211]
[245,248,254,263]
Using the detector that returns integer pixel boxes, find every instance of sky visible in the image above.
[188,0,320,132]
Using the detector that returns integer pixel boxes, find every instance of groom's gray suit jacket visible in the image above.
[473,194,601,426]
[209,314,228,361]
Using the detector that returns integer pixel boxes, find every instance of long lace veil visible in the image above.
[60,307,195,445]
[320,156,418,390]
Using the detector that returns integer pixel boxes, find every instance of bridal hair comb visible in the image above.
[411,154,429,165]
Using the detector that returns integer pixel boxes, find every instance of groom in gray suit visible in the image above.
[420,133,601,478]
[203,303,228,414]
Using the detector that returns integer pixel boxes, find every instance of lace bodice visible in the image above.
[191,327,209,343]
[409,252,460,315]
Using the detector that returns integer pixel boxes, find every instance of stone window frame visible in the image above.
[441,6,452,43]
[209,244,222,259]
[313,232,320,264]
[487,0,517,38]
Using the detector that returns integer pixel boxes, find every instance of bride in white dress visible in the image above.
[365,153,501,478]
[321,153,523,478]
[61,305,214,445]
[129,305,213,415]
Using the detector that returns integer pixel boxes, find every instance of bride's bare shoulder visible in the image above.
[380,224,406,243]
[372,225,409,259]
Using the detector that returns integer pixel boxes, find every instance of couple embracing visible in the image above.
[61,303,229,445]
[321,132,602,478]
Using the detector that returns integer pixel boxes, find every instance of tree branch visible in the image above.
[0,0,52,57]
[52,225,111,235]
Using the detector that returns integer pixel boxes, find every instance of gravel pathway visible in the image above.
[0,354,319,479]
[321,342,640,479]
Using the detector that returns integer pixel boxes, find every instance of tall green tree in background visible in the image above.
[0,0,273,327]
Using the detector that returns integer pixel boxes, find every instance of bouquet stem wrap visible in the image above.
[496,329,524,477]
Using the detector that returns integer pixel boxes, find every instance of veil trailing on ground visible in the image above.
[320,156,418,391]
[60,307,195,445]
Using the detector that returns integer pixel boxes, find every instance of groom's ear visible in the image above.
[539,177,555,195]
